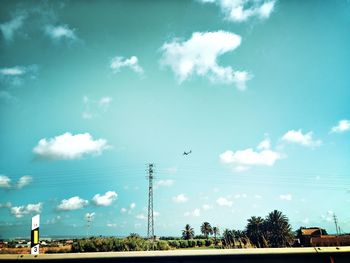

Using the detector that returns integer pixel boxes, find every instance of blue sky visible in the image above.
[0,0,350,239]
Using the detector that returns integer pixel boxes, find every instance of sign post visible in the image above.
[31,214,40,255]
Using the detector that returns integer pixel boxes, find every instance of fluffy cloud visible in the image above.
[11,202,43,218]
[92,191,117,206]
[110,56,144,75]
[0,175,32,189]
[220,138,282,170]
[33,132,109,160]
[160,31,251,90]
[0,13,27,42]
[184,208,200,217]
[0,175,11,188]
[279,194,292,201]
[216,197,233,207]
[44,25,77,41]
[281,130,321,147]
[57,196,88,211]
[172,194,188,203]
[331,120,350,133]
[16,176,33,189]
[199,0,276,22]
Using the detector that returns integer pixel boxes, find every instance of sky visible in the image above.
[0,0,350,239]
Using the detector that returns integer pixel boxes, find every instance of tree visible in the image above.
[264,210,294,247]
[213,226,220,242]
[222,229,234,248]
[200,222,213,239]
[182,224,195,240]
[246,216,268,248]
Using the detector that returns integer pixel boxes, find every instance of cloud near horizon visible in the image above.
[160,31,252,90]
[0,175,33,189]
[10,202,43,218]
[33,132,110,160]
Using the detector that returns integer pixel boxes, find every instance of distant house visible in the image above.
[296,227,350,247]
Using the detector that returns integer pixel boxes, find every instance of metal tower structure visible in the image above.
[333,214,339,235]
[147,163,155,241]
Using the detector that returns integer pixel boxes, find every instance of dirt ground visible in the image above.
[0,245,72,254]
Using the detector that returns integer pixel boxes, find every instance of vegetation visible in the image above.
[67,210,296,252]
[182,224,195,240]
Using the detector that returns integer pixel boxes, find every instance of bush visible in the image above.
[168,240,180,248]
[188,240,196,248]
[157,241,170,250]
[196,239,205,247]
[179,240,188,248]
[205,239,212,247]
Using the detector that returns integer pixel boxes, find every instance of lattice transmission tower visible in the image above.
[147,163,155,241]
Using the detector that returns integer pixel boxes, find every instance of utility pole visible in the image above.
[333,214,339,235]
[147,163,155,247]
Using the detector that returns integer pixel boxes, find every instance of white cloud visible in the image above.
[202,204,213,210]
[16,176,33,189]
[107,223,117,227]
[120,208,127,213]
[199,0,276,22]
[154,211,160,217]
[321,210,334,222]
[33,132,110,160]
[44,25,77,41]
[0,175,11,188]
[279,194,292,201]
[136,213,147,220]
[187,208,200,217]
[82,96,113,119]
[0,13,27,42]
[110,56,144,75]
[92,191,117,206]
[220,138,282,169]
[281,129,321,147]
[331,120,350,133]
[160,31,252,90]
[172,194,188,203]
[217,197,233,207]
[0,202,12,208]
[11,202,43,218]
[156,179,174,188]
[0,66,25,76]
[130,203,136,209]
[254,194,262,199]
[0,175,32,189]
[57,196,88,211]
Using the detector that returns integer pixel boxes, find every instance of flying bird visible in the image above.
[183,150,192,156]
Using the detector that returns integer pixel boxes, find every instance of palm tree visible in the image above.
[182,224,195,240]
[200,222,213,239]
[264,210,294,247]
[212,226,220,244]
[246,216,267,248]
[222,229,234,248]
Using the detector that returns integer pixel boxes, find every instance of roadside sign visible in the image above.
[31,215,40,255]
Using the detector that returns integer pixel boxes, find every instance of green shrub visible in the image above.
[205,239,212,247]
[188,240,196,248]
[157,241,170,250]
[168,240,180,248]
[179,240,188,248]
[196,239,205,247]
